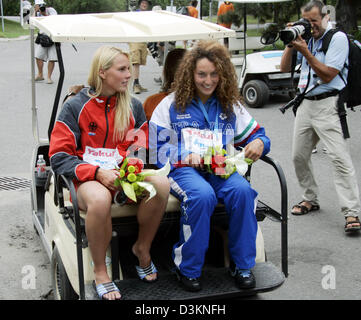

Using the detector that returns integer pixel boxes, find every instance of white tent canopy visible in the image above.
[29,10,235,43]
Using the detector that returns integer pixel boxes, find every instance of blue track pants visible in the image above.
[169,167,258,278]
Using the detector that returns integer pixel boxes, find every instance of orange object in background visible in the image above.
[217,2,234,29]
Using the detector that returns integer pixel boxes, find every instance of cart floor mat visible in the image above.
[84,262,285,300]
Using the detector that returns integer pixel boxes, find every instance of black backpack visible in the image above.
[320,29,361,138]
[321,28,361,109]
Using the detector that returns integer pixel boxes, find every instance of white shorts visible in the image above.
[35,43,57,62]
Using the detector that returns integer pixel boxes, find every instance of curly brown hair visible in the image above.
[172,40,240,117]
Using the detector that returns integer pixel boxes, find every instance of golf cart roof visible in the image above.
[29,10,235,43]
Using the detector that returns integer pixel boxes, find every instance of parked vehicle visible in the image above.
[228,0,297,108]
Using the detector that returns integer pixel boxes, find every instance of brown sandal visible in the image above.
[345,216,361,233]
[291,201,320,216]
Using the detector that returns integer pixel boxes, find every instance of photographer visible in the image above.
[21,0,32,24]
[34,0,57,84]
[128,0,152,94]
[280,0,360,232]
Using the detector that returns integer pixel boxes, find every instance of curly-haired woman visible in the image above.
[150,40,271,292]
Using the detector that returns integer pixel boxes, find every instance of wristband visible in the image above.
[94,166,100,180]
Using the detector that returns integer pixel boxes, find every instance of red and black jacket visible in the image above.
[49,88,147,182]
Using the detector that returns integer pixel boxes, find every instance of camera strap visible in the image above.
[297,37,316,95]
[303,66,312,94]
[303,39,314,94]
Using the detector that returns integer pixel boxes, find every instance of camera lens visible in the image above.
[280,30,296,45]
[279,18,311,45]
[280,25,305,45]
[40,6,46,12]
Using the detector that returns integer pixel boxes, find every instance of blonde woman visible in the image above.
[49,46,170,300]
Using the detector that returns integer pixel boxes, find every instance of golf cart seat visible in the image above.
[228,32,266,53]
[45,154,288,300]
[227,30,266,80]
[47,163,273,222]
[47,174,181,219]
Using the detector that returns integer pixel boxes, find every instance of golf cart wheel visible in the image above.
[51,246,78,300]
[242,80,269,108]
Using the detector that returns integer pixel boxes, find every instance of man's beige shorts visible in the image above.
[129,42,148,65]
[35,43,57,62]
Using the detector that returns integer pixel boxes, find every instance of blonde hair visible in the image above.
[87,46,132,142]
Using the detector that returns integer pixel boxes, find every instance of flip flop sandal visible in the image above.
[135,260,158,283]
[94,281,121,300]
[291,201,320,216]
[344,217,361,233]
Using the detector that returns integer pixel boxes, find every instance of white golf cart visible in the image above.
[29,10,288,300]
[227,0,297,108]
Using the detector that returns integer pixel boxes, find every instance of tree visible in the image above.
[3,0,19,15]
[335,0,359,33]
[47,0,126,13]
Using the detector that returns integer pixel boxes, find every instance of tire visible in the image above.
[242,80,270,108]
[51,246,78,300]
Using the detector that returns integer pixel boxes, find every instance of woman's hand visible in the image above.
[184,153,204,170]
[95,168,119,191]
[244,139,264,162]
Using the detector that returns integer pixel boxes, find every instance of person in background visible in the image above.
[143,48,186,121]
[217,1,235,29]
[33,0,57,84]
[129,0,152,94]
[217,1,235,47]
[21,0,32,25]
[280,0,360,232]
[187,0,199,18]
[183,0,199,48]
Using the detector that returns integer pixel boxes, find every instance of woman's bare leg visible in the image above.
[77,181,120,300]
[132,176,170,281]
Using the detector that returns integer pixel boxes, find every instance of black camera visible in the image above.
[279,18,312,45]
[279,94,304,114]
[261,18,312,46]
[39,5,46,12]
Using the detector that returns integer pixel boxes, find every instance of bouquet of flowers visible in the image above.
[114,157,170,205]
[203,145,253,179]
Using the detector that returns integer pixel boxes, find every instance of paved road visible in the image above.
[1,34,361,300]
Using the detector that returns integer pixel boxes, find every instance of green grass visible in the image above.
[0,18,30,38]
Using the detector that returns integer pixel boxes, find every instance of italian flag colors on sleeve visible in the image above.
[233,107,260,147]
